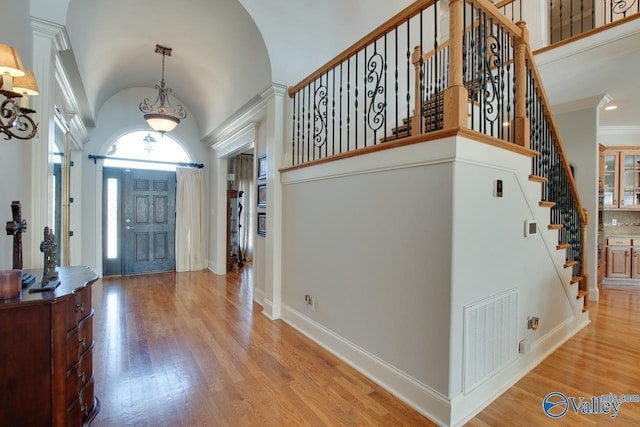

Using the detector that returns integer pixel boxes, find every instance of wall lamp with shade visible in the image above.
[139,44,187,135]
[0,43,39,141]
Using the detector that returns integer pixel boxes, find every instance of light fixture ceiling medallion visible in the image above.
[139,44,186,134]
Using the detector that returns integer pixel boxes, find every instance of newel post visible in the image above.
[411,46,423,136]
[580,210,590,299]
[443,0,468,129]
[515,21,531,148]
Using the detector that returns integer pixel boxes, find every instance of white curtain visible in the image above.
[175,167,205,272]
[231,154,254,261]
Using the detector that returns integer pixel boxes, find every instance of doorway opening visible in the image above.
[101,131,190,276]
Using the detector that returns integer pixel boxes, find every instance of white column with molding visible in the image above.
[521,0,548,50]
[26,19,67,268]
[262,84,286,320]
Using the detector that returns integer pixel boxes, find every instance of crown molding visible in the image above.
[600,126,640,135]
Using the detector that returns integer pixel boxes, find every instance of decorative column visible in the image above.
[514,21,531,149]
[25,19,67,268]
[444,0,469,130]
[520,0,548,49]
[262,84,287,320]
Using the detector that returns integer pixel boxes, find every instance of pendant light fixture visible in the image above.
[139,44,186,134]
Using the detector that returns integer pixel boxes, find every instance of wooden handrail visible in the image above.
[288,0,436,97]
[523,44,587,225]
[494,0,518,10]
[464,0,522,37]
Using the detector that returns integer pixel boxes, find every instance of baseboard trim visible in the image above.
[281,304,451,426]
[254,287,265,307]
[262,299,275,320]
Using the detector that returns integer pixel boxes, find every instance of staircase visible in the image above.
[380,81,592,312]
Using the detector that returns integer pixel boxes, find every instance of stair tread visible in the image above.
[549,224,564,230]
[582,302,594,312]
[539,201,556,208]
[577,290,588,298]
[571,276,582,284]
[529,175,547,183]
[564,260,578,268]
[557,243,571,250]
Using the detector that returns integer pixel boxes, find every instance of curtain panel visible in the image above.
[175,167,205,272]
[231,154,254,261]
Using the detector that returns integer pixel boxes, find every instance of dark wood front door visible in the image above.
[123,169,176,274]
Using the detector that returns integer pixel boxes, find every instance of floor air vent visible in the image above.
[463,290,518,393]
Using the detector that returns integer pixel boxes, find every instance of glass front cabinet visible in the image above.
[601,148,640,209]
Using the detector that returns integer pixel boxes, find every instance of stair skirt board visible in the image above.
[463,290,518,393]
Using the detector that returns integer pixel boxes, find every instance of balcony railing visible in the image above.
[496,0,640,44]
[286,0,589,291]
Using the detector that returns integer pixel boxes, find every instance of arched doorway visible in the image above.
[101,131,191,275]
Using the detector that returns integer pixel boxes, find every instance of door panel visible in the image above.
[124,169,176,274]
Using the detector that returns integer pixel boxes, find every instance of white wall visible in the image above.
[280,136,588,426]
[556,107,599,300]
[600,128,640,147]
[0,1,34,269]
[80,87,208,273]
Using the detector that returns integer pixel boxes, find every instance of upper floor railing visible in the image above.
[286,0,589,290]
[496,0,640,44]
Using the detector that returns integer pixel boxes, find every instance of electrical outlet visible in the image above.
[304,294,315,311]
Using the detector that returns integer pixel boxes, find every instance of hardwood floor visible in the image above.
[91,267,435,426]
[91,269,640,426]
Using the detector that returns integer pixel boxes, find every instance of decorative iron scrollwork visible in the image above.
[0,91,38,141]
[313,85,328,148]
[366,53,385,132]
[612,0,637,15]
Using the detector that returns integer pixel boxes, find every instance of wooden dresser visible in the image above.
[0,266,99,426]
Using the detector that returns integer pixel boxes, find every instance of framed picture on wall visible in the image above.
[257,183,267,207]
[257,212,266,236]
[257,154,267,180]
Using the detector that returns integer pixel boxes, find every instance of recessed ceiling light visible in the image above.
[605,105,618,111]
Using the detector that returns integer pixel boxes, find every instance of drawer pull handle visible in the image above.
[78,371,86,383]
[78,337,86,349]
[76,302,84,314]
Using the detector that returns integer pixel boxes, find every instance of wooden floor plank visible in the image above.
[92,269,436,426]
[92,270,640,426]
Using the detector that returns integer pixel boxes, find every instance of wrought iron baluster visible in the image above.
[355,50,359,150]
[339,62,343,154]
[347,58,351,152]
[384,33,388,143]
[332,69,335,157]
[406,17,411,140]
[292,92,297,165]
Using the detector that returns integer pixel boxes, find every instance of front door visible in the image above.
[102,168,177,276]
[123,169,176,274]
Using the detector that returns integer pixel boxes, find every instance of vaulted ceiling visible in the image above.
[29,0,640,139]
[32,0,412,139]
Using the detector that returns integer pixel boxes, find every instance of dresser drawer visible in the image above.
[66,348,93,407]
[608,237,632,246]
[78,312,93,356]
[67,312,93,368]
[79,377,95,421]
[66,363,79,407]
[78,348,93,389]
[65,286,92,332]
[66,399,82,427]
